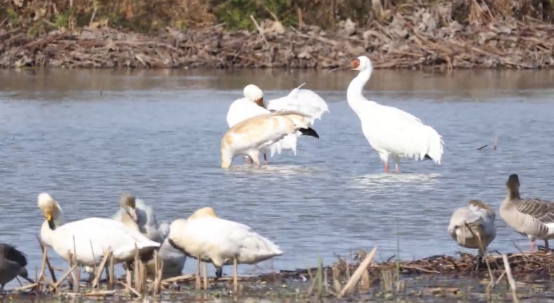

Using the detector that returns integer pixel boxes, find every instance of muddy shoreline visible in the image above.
[1,12,553,70]
[6,248,554,302]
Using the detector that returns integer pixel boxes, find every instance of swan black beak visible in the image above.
[299,127,319,139]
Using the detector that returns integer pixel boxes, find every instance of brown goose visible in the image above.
[448,199,496,270]
[500,174,554,252]
[0,244,30,293]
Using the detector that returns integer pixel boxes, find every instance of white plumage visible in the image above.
[265,83,328,156]
[344,56,444,173]
[112,195,186,277]
[220,111,319,168]
[167,207,283,290]
[226,83,328,162]
[38,193,160,269]
[266,83,329,126]
[226,84,287,164]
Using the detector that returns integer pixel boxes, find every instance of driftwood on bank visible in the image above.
[0,9,553,69]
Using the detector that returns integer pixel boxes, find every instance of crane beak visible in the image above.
[327,65,349,73]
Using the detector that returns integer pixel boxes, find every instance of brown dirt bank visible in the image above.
[1,13,553,69]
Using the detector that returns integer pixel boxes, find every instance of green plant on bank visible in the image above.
[0,0,552,32]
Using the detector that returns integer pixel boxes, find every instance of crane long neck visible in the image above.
[347,68,372,115]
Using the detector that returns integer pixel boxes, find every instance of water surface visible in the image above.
[0,68,553,286]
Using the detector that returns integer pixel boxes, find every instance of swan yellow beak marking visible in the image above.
[46,213,52,221]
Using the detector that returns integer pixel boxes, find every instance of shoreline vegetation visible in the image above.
[6,240,554,302]
[1,0,553,70]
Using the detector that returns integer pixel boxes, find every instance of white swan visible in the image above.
[265,83,329,156]
[38,193,160,273]
[227,84,295,165]
[227,84,328,164]
[112,194,186,277]
[221,111,319,168]
[266,83,329,126]
[342,56,444,173]
[448,199,496,269]
[167,207,283,291]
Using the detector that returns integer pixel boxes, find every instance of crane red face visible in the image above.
[350,58,360,70]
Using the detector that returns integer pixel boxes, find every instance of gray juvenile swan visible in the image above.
[113,194,186,278]
[500,174,554,252]
[448,200,496,270]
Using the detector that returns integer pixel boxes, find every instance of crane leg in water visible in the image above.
[263,153,268,165]
[384,161,389,173]
[244,156,250,164]
[393,156,400,173]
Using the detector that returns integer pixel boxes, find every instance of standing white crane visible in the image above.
[336,55,444,173]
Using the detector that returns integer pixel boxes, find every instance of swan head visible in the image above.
[468,200,492,212]
[37,193,62,230]
[506,174,520,192]
[351,56,373,72]
[120,193,138,223]
[243,84,265,108]
[188,207,218,220]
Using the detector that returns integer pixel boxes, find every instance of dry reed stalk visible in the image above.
[140,260,147,295]
[495,270,506,285]
[119,281,141,298]
[306,265,316,296]
[89,240,97,279]
[195,259,201,290]
[202,262,208,290]
[125,264,132,295]
[36,242,48,293]
[53,264,77,289]
[502,254,519,303]
[12,282,39,292]
[92,249,112,288]
[152,252,162,294]
[84,290,116,297]
[323,267,329,294]
[249,15,269,49]
[72,237,80,293]
[360,266,371,290]
[160,274,195,286]
[133,246,141,293]
[345,259,351,281]
[381,269,394,293]
[512,241,531,259]
[332,266,341,293]
[108,254,115,290]
[35,236,57,283]
[339,246,377,298]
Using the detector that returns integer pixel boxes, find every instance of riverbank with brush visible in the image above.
[6,244,554,302]
[1,5,554,70]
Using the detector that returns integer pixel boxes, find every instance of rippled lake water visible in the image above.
[0,68,553,287]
